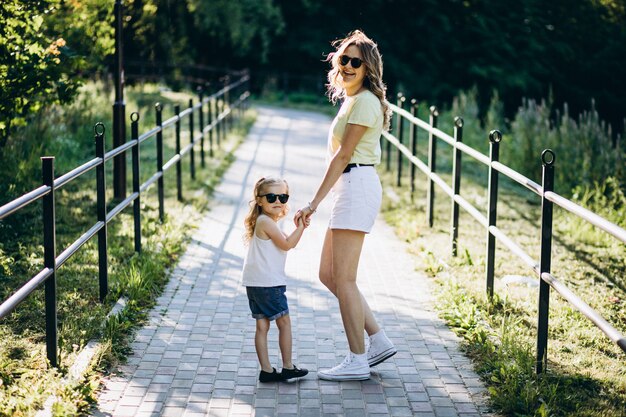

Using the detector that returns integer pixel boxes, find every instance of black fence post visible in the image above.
[208,96,214,157]
[94,123,108,302]
[112,0,126,200]
[485,130,502,299]
[175,104,183,201]
[224,75,231,132]
[189,98,196,180]
[155,103,165,221]
[427,106,439,227]
[216,95,222,148]
[42,156,58,368]
[130,112,141,253]
[396,94,405,187]
[537,149,555,374]
[198,89,206,168]
[409,99,418,200]
[450,117,464,257]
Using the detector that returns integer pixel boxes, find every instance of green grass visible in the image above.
[379,154,626,416]
[0,81,256,416]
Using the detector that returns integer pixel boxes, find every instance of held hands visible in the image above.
[296,215,311,229]
[294,203,315,228]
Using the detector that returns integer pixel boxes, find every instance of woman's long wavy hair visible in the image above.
[243,176,290,243]
[326,30,391,130]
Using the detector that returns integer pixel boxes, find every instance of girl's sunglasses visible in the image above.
[259,193,289,204]
[339,55,363,69]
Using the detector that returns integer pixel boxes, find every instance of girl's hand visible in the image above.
[294,203,315,227]
[297,215,311,229]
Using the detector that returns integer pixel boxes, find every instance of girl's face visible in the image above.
[257,183,289,220]
[338,44,366,95]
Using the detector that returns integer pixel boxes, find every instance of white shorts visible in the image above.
[329,165,382,233]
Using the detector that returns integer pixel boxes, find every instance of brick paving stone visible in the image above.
[91,107,492,417]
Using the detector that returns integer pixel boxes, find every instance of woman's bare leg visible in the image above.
[319,228,380,337]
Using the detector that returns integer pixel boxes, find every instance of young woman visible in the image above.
[295,30,396,381]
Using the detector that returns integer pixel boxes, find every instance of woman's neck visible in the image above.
[345,85,366,97]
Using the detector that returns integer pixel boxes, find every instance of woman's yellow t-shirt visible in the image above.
[328,89,383,165]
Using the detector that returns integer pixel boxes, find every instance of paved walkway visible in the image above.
[93,107,490,417]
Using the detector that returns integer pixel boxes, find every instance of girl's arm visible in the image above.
[257,216,306,251]
[304,123,368,214]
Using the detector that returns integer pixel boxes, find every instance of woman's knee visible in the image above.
[319,269,336,293]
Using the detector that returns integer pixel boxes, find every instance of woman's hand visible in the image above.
[294,204,315,227]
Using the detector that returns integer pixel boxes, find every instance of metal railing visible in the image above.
[383,93,626,373]
[0,74,250,367]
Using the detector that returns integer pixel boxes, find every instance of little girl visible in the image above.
[242,176,309,382]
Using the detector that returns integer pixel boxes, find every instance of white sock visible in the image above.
[352,352,368,364]
[370,328,387,343]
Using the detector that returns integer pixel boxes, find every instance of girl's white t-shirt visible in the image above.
[241,217,288,287]
[328,89,383,165]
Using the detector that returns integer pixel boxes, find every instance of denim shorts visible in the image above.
[246,286,289,321]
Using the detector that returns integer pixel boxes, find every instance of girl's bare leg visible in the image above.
[255,318,273,372]
[275,314,293,369]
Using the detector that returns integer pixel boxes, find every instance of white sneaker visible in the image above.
[317,353,370,381]
[367,330,397,367]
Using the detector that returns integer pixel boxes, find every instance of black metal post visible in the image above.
[224,76,231,131]
[450,117,464,257]
[208,96,214,157]
[219,90,225,147]
[409,99,418,200]
[155,103,165,221]
[198,89,205,168]
[427,106,439,227]
[396,94,405,187]
[216,96,222,148]
[189,98,195,180]
[485,130,502,299]
[112,0,126,199]
[537,149,555,374]
[175,104,183,201]
[94,124,108,302]
[42,157,57,367]
[130,113,141,253]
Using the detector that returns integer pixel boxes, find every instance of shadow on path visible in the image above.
[92,107,491,417]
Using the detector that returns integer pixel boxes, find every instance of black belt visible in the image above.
[343,163,374,173]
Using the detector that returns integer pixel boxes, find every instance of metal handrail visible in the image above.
[0,73,251,368]
[384,94,626,373]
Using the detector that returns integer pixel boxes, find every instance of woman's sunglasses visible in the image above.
[259,193,289,204]
[339,55,363,69]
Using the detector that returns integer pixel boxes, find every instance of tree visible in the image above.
[0,0,114,148]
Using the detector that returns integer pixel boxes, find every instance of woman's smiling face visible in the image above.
[338,45,366,95]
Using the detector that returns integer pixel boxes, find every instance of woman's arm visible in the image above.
[303,123,368,215]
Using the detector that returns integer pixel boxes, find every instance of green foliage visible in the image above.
[0,81,254,414]
[501,98,624,194]
[430,86,625,198]
[380,156,626,416]
[188,0,284,63]
[0,0,114,148]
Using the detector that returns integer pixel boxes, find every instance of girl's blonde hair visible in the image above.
[325,29,391,130]
[243,176,290,243]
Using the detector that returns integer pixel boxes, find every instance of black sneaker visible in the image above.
[281,365,308,380]
[259,368,285,383]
